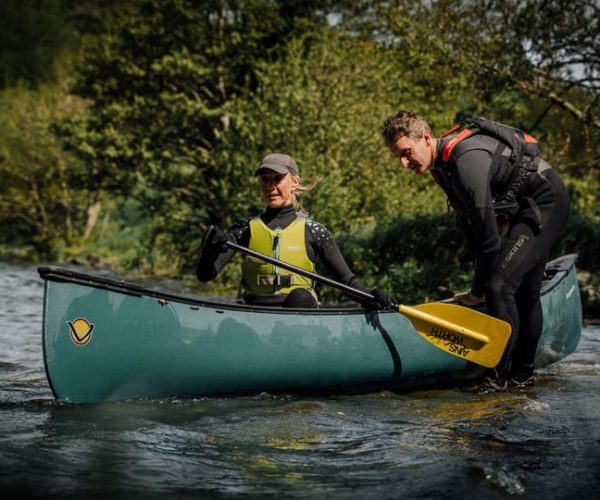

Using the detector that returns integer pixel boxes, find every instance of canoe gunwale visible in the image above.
[539,254,577,297]
[37,266,369,316]
[38,253,578,317]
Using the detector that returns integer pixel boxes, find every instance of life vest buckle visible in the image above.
[258,275,293,286]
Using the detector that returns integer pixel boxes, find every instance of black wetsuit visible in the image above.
[433,133,570,379]
[196,205,368,306]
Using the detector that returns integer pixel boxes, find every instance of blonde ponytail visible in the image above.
[292,176,322,211]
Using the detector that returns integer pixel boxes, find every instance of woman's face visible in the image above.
[259,172,300,208]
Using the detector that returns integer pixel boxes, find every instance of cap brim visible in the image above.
[254,164,290,176]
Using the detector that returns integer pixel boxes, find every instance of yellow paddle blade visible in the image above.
[398,303,511,368]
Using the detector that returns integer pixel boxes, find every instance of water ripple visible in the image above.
[1,263,599,498]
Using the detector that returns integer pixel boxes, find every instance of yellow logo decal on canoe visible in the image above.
[67,318,94,346]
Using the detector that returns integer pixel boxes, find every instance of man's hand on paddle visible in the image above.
[452,291,484,307]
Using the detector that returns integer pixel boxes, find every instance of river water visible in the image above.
[1,262,599,498]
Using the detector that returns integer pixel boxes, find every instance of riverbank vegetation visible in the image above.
[1,0,599,318]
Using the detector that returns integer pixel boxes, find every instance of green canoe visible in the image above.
[39,254,582,404]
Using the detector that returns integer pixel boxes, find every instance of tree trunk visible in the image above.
[83,201,102,239]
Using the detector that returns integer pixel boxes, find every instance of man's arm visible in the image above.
[453,149,502,297]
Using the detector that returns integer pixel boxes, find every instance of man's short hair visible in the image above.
[381,110,432,145]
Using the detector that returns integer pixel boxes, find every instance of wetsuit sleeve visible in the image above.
[196,220,250,282]
[452,149,502,297]
[306,221,370,295]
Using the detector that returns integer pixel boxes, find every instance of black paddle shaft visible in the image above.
[225,241,374,303]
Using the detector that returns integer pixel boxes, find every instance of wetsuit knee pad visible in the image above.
[283,289,318,308]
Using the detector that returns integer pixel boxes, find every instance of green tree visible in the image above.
[49,0,599,276]
[358,1,600,129]
[0,59,91,258]
[360,0,600,216]
[55,0,384,269]
[0,0,73,88]
[225,27,462,233]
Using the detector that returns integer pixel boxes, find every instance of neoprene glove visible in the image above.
[202,225,229,253]
[368,288,397,310]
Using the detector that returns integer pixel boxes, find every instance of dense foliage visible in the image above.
[0,0,73,88]
[0,0,599,314]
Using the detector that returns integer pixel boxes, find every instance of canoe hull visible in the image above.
[40,254,582,403]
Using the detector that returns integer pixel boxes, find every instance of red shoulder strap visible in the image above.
[441,128,474,162]
[440,123,461,138]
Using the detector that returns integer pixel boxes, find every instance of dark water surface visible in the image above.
[1,263,599,498]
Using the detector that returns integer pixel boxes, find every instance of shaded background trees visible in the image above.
[0,0,598,310]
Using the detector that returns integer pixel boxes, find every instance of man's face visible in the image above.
[387,130,433,175]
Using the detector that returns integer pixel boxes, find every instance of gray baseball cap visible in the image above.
[254,153,299,176]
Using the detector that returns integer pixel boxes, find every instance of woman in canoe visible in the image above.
[196,153,392,309]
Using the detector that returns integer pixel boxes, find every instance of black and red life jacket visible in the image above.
[438,117,541,209]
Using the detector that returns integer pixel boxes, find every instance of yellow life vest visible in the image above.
[241,216,314,295]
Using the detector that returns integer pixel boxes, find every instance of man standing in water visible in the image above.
[381,111,570,390]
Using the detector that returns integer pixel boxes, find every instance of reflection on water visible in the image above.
[1,263,599,498]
